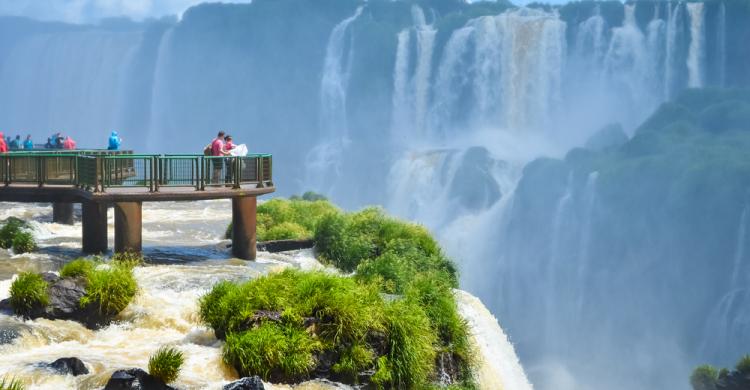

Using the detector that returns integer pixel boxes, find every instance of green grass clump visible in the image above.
[223,323,323,382]
[9,272,48,315]
[380,299,437,389]
[79,264,138,316]
[111,251,144,269]
[690,365,718,390]
[60,258,97,279]
[11,232,36,254]
[148,346,184,384]
[227,197,339,241]
[200,270,440,387]
[0,376,25,390]
[0,219,26,249]
[736,354,750,373]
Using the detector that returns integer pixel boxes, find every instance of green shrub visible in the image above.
[0,376,25,390]
[112,251,144,269]
[79,264,137,316]
[332,343,375,382]
[382,299,437,389]
[263,222,310,241]
[223,322,323,382]
[736,354,750,373]
[11,232,36,254]
[9,272,48,315]
[690,365,718,390]
[0,219,25,249]
[60,258,97,279]
[148,346,184,384]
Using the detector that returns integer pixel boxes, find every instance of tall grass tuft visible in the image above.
[9,272,48,315]
[11,232,36,254]
[60,258,97,279]
[148,346,184,384]
[111,251,144,269]
[0,376,25,390]
[79,264,137,316]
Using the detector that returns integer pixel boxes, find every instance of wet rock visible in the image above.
[585,123,628,151]
[257,239,314,253]
[40,272,60,284]
[48,357,89,376]
[103,368,177,390]
[448,147,502,211]
[0,318,30,344]
[717,370,750,390]
[223,376,264,390]
[0,298,12,313]
[44,277,86,320]
[435,352,461,386]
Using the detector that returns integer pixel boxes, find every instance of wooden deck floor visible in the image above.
[0,184,275,203]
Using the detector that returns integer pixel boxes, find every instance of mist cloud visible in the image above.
[0,0,253,24]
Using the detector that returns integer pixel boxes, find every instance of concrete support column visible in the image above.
[52,202,74,225]
[114,202,142,254]
[232,196,257,260]
[82,202,108,254]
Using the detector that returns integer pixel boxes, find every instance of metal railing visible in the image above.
[0,151,273,192]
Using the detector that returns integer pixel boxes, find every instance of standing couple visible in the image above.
[207,131,248,184]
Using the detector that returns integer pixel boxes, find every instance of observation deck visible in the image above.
[0,150,275,259]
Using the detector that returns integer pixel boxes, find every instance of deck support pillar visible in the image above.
[114,202,142,254]
[232,196,257,260]
[82,202,108,254]
[52,202,74,225]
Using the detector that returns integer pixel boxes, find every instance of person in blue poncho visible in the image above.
[23,135,33,149]
[108,131,122,150]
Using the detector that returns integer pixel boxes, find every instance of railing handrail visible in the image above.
[1,153,273,192]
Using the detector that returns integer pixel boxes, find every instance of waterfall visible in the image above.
[430,26,473,138]
[687,2,705,88]
[575,171,598,314]
[412,6,436,139]
[545,173,574,345]
[731,204,748,288]
[391,29,412,139]
[147,28,175,151]
[665,2,684,99]
[603,5,651,112]
[574,7,606,68]
[717,1,727,87]
[305,6,363,193]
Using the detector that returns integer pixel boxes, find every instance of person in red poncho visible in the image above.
[62,136,76,150]
[0,133,8,153]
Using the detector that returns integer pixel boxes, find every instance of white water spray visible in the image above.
[687,2,705,88]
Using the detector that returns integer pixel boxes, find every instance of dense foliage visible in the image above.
[0,218,36,254]
[58,257,138,316]
[691,354,750,390]
[148,346,184,384]
[207,203,473,388]
[9,272,48,315]
[226,196,339,241]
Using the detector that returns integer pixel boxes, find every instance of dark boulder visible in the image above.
[717,370,750,390]
[104,368,177,390]
[44,277,86,320]
[223,376,265,390]
[256,239,314,253]
[48,357,89,376]
[585,123,628,151]
[448,147,502,211]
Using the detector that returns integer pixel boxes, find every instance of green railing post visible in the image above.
[256,156,265,188]
[37,156,43,187]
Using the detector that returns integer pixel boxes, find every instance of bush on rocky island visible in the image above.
[8,258,137,328]
[0,218,37,254]
[691,354,750,390]
[148,346,184,384]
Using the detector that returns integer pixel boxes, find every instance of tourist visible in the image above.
[62,136,76,150]
[9,135,20,150]
[210,131,229,184]
[0,133,8,153]
[23,135,33,150]
[224,135,235,183]
[108,131,121,150]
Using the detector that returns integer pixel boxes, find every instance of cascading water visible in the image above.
[686,2,705,88]
[304,6,363,194]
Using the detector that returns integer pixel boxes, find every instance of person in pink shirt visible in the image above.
[62,136,76,150]
[210,131,230,184]
[0,133,7,153]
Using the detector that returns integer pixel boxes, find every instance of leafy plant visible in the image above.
[79,264,137,316]
[11,232,36,254]
[148,346,184,384]
[111,251,144,269]
[736,354,750,373]
[9,272,48,315]
[690,365,718,390]
[0,218,25,249]
[60,258,97,279]
[0,376,25,390]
